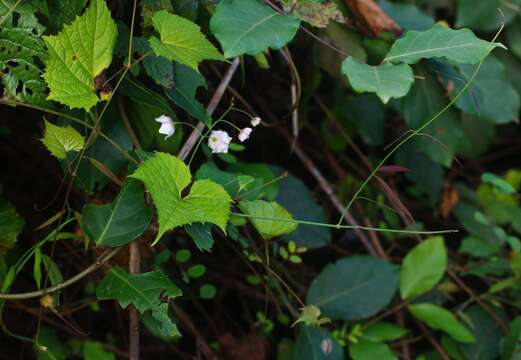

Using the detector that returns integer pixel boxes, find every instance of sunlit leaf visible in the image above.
[42,0,117,110]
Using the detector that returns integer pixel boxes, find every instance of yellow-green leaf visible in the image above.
[42,0,117,110]
[41,120,85,159]
[130,153,232,244]
[149,11,223,71]
[239,200,297,240]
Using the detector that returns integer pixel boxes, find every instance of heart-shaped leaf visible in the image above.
[130,153,232,245]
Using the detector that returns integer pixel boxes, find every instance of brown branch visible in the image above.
[178,58,241,161]
[0,248,120,300]
[128,241,141,360]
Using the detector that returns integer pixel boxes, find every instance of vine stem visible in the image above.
[0,248,120,300]
[337,56,488,226]
[232,213,458,235]
[177,57,241,161]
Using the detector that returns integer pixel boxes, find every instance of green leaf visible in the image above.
[501,316,521,360]
[210,0,300,58]
[306,256,399,320]
[82,179,152,247]
[292,305,330,328]
[187,264,206,278]
[362,322,408,342]
[408,303,475,343]
[461,305,505,359]
[0,7,48,106]
[399,64,464,166]
[149,10,223,71]
[239,200,297,240]
[378,0,434,31]
[141,0,173,28]
[349,339,397,360]
[96,266,182,338]
[41,120,85,159]
[456,0,519,32]
[0,198,25,254]
[506,18,521,59]
[441,56,520,124]
[276,173,331,249]
[482,173,517,194]
[41,0,86,34]
[165,63,211,125]
[384,24,503,65]
[199,284,216,299]
[400,236,447,299]
[130,153,232,245]
[83,341,115,360]
[341,57,414,103]
[185,223,214,252]
[293,326,344,360]
[42,0,117,110]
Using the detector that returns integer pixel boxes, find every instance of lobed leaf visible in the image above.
[149,10,223,71]
[96,266,181,338]
[130,153,232,244]
[42,0,117,110]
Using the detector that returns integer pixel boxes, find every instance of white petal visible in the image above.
[208,130,232,153]
[251,116,261,127]
[238,127,252,142]
[155,114,172,124]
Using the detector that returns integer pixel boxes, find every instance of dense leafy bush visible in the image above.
[1,0,520,359]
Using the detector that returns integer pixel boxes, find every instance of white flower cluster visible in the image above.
[154,115,262,154]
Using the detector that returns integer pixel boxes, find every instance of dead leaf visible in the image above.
[344,0,401,37]
[440,185,459,219]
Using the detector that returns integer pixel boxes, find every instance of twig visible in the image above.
[171,304,217,360]
[448,269,509,334]
[0,248,120,300]
[128,241,141,360]
[177,58,241,161]
[118,97,142,150]
[415,320,450,360]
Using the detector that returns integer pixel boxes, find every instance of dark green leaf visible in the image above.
[97,266,182,338]
[165,63,211,125]
[460,305,505,359]
[307,256,399,320]
[185,223,214,252]
[0,198,25,254]
[210,0,300,58]
[293,326,344,360]
[82,179,152,247]
[276,173,331,249]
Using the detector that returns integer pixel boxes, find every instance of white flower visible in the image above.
[251,116,261,127]
[155,115,175,139]
[238,127,252,142]
[208,130,232,153]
